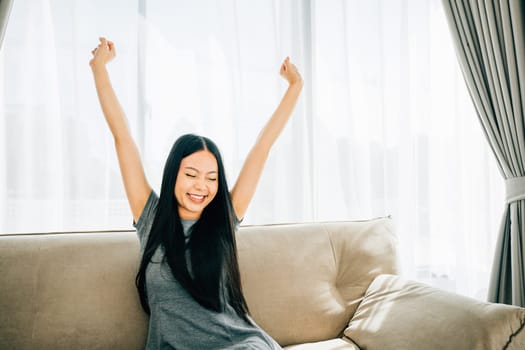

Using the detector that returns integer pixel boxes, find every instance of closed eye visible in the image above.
[185,173,196,178]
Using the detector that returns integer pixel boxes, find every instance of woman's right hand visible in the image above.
[89,37,151,223]
[89,37,116,69]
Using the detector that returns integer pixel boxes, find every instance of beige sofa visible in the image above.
[1,218,525,349]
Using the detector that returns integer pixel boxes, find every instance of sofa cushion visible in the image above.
[0,232,148,350]
[344,274,525,350]
[283,337,359,349]
[237,219,398,346]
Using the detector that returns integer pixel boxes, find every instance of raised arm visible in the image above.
[90,37,151,223]
[231,57,303,220]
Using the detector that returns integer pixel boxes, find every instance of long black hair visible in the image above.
[135,134,250,323]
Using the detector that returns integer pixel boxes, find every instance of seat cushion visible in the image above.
[283,337,360,349]
[344,274,525,350]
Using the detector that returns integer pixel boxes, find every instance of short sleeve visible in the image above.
[133,190,159,247]
[234,215,242,231]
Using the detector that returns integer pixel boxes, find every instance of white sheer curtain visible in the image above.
[0,0,503,300]
[311,0,504,299]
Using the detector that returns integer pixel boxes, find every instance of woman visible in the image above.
[90,37,302,350]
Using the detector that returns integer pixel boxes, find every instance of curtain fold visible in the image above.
[442,0,525,306]
[0,0,14,49]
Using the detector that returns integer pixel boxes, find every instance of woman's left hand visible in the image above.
[90,37,116,69]
[280,57,303,86]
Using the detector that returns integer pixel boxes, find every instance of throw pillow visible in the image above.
[344,274,525,350]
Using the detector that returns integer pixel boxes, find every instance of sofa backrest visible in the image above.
[0,218,398,349]
[0,231,148,350]
[237,219,398,346]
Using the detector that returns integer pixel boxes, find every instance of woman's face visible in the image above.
[175,150,219,220]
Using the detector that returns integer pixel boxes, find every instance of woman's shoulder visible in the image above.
[134,190,160,241]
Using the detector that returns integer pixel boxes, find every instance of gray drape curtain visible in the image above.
[442,0,525,306]
[0,0,14,49]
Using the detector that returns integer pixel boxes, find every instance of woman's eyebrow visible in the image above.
[184,166,218,175]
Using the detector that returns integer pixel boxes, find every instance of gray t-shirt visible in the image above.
[134,191,282,350]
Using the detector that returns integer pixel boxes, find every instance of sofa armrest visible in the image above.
[344,274,525,349]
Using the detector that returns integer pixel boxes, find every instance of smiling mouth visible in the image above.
[188,193,207,203]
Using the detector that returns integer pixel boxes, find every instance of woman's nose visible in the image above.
[194,177,205,190]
